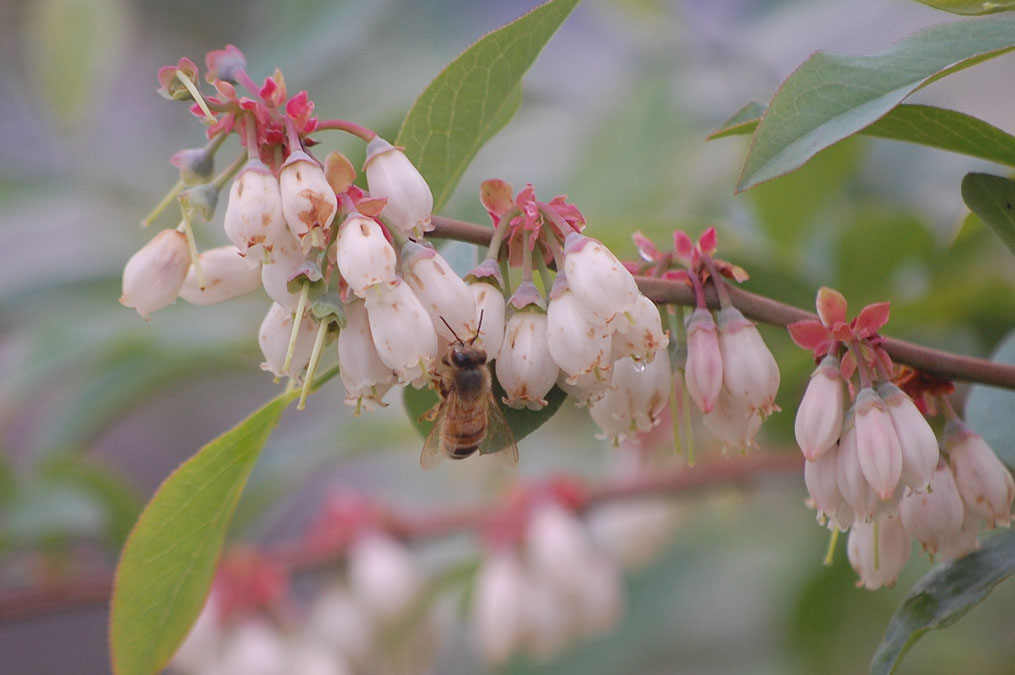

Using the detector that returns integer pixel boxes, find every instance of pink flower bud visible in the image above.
[260,231,314,312]
[472,552,529,665]
[589,355,671,444]
[401,242,477,342]
[470,282,506,357]
[223,159,288,258]
[611,294,668,362]
[795,355,845,461]
[364,137,433,236]
[879,382,939,491]
[716,306,780,416]
[496,310,558,410]
[836,411,880,522]
[847,513,912,590]
[702,387,763,453]
[348,533,420,622]
[854,387,903,501]
[119,229,190,320]
[334,213,397,297]
[178,245,262,305]
[258,302,317,379]
[363,279,438,385]
[547,286,612,384]
[562,233,639,325]
[804,445,854,531]
[946,419,1014,528]
[684,308,723,413]
[900,460,964,555]
[279,150,338,248]
[338,300,395,412]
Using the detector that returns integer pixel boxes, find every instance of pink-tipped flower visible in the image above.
[795,355,845,461]
[363,137,433,237]
[684,308,723,414]
[401,242,477,342]
[338,299,396,412]
[470,282,506,357]
[562,232,640,325]
[334,213,397,297]
[716,306,780,416]
[702,387,763,453]
[945,419,1014,528]
[258,303,318,379]
[847,513,912,590]
[223,158,288,258]
[804,445,854,531]
[178,245,262,306]
[836,411,880,522]
[347,532,420,622]
[363,279,438,386]
[546,282,612,384]
[589,355,671,444]
[496,310,558,410]
[610,294,668,363]
[120,229,191,320]
[854,387,903,501]
[900,460,965,555]
[279,150,338,249]
[472,551,529,665]
[879,382,939,491]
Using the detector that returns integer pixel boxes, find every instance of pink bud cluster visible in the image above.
[789,287,1013,589]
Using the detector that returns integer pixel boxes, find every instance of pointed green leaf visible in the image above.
[965,329,1015,468]
[871,529,1015,675]
[109,390,297,675]
[706,100,767,140]
[961,173,1015,254]
[738,17,1015,191]
[914,0,1015,15]
[395,0,580,211]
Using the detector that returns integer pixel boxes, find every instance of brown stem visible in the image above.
[429,216,1015,390]
[0,453,802,622]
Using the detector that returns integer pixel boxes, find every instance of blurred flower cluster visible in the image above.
[169,483,680,674]
[790,288,1014,589]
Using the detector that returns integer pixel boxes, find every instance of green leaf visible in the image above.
[713,103,1015,169]
[871,529,1015,675]
[737,17,1015,191]
[706,100,767,140]
[395,0,580,211]
[402,377,567,452]
[965,329,1015,469]
[109,390,297,675]
[914,0,1015,15]
[961,173,1015,255]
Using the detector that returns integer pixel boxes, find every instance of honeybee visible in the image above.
[420,316,519,469]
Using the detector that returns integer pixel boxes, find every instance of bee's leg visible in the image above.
[419,401,442,423]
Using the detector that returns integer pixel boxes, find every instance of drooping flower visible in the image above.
[334,213,398,297]
[683,308,723,414]
[363,279,438,386]
[401,241,477,343]
[470,281,506,357]
[363,137,433,237]
[589,355,671,444]
[716,306,780,416]
[279,150,338,249]
[546,279,612,385]
[258,302,318,379]
[847,512,911,590]
[795,355,845,461]
[853,387,903,501]
[223,158,288,258]
[497,310,558,410]
[900,460,965,555]
[804,445,854,531]
[178,245,262,306]
[120,229,191,320]
[879,381,939,491]
[337,299,395,412]
[945,419,1014,528]
[610,294,669,363]
[562,232,640,326]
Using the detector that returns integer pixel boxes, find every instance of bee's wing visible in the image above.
[420,404,448,470]
[478,393,519,467]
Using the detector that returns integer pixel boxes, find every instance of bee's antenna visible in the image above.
[471,309,486,345]
[440,316,465,345]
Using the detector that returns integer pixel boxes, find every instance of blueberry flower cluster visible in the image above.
[790,288,1013,589]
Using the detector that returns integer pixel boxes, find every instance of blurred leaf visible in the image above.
[110,390,297,675]
[961,173,1015,255]
[396,0,580,210]
[0,452,14,506]
[871,530,1015,675]
[714,104,1015,170]
[914,0,1015,14]
[965,329,1015,468]
[5,480,107,543]
[42,455,142,547]
[402,378,568,452]
[737,18,1015,191]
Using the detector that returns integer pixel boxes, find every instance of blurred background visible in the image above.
[1,0,1014,673]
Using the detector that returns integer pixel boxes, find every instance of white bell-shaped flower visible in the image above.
[900,459,965,555]
[470,281,506,357]
[120,229,191,320]
[683,308,723,414]
[795,355,845,461]
[279,150,338,249]
[401,241,476,342]
[946,419,1014,528]
[363,279,438,385]
[836,411,880,522]
[223,158,288,259]
[260,231,311,312]
[546,283,612,384]
[610,293,668,362]
[178,245,262,306]
[854,387,903,501]
[258,302,318,379]
[702,387,763,453]
[334,213,398,297]
[338,300,396,412]
[879,382,939,492]
[562,232,639,325]
[716,306,780,416]
[363,137,433,237]
[589,355,671,444]
[496,310,558,410]
[804,445,854,531]
[847,513,912,590]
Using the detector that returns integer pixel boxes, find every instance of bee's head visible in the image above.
[450,344,487,368]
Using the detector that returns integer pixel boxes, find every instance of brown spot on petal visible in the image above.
[298,189,333,228]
